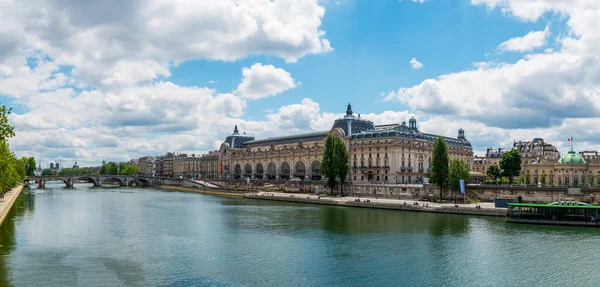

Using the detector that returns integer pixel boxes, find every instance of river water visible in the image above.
[1,183,599,287]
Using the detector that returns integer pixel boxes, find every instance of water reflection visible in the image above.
[2,186,600,286]
[0,187,35,287]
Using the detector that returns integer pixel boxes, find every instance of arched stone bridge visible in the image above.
[24,175,153,188]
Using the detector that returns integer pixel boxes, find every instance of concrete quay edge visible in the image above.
[244,193,507,217]
[157,185,246,198]
[0,184,24,226]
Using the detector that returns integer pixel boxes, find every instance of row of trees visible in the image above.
[0,104,35,193]
[430,137,471,200]
[59,167,94,176]
[485,149,522,184]
[99,161,139,175]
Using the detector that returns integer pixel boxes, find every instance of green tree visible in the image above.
[430,136,449,200]
[448,158,470,196]
[486,164,501,183]
[0,103,15,144]
[499,149,522,184]
[0,143,19,193]
[121,164,139,175]
[42,168,53,176]
[334,138,349,196]
[321,134,338,194]
[525,172,531,185]
[25,157,36,176]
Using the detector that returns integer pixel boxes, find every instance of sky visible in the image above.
[1,0,599,167]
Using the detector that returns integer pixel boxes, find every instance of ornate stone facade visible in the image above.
[522,150,600,187]
[192,104,474,183]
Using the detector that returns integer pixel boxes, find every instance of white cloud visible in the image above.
[410,58,424,69]
[497,26,550,52]
[0,0,332,90]
[236,63,297,100]
[385,1,600,133]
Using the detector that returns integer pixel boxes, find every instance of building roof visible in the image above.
[243,130,329,146]
[558,150,587,164]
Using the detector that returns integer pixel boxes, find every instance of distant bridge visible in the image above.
[24,175,153,188]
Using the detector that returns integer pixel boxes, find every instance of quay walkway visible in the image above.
[0,184,24,226]
[245,192,506,217]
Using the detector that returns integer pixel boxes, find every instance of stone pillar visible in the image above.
[66,178,74,188]
[38,179,45,188]
[95,178,102,187]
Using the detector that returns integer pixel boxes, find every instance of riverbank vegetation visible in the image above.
[99,161,139,175]
[0,104,35,194]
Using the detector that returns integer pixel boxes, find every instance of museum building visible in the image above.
[198,104,474,184]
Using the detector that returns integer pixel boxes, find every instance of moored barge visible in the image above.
[506,201,600,227]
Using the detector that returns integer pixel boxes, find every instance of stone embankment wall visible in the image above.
[179,178,600,203]
[0,184,24,226]
[245,194,505,217]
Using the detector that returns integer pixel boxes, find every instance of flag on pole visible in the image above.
[568,137,572,141]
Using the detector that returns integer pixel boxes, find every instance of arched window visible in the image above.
[281,162,290,175]
[295,161,305,175]
[266,162,276,180]
[244,163,252,175]
[311,161,321,180]
[234,164,242,179]
[256,163,264,175]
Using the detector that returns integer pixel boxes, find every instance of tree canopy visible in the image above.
[0,104,15,144]
[321,134,338,194]
[486,164,501,183]
[499,149,522,184]
[0,103,30,193]
[334,137,349,196]
[430,136,449,200]
[448,158,470,194]
[320,134,349,195]
[99,162,138,175]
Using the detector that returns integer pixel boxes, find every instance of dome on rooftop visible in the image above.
[558,150,586,164]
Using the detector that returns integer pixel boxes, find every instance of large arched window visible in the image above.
[267,162,276,180]
[256,163,264,175]
[234,164,242,179]
[281,161,290,176]
[244,163,252,175]
[295,161,305,174]
[311,161,321,180]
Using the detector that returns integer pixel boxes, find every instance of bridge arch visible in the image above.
[103,177,124,186]
[76,176,98,186]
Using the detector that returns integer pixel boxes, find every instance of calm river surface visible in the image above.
[1,183,599,287]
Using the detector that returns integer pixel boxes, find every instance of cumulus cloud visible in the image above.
[236,63,297,100]
[498,26,550,52]
[410,58,424,69]
[0,0,334,165]
[0,0,332,90]
[385,1,600,134]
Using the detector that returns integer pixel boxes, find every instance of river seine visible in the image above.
[1,183,599,286]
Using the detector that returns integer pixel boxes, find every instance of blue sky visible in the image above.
[0,0,598,166]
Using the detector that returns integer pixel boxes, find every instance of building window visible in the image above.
[354,175,356,180]
[385,176,388,181]
[361,176,364,180]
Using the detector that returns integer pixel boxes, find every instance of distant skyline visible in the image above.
[1,0,599,166]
